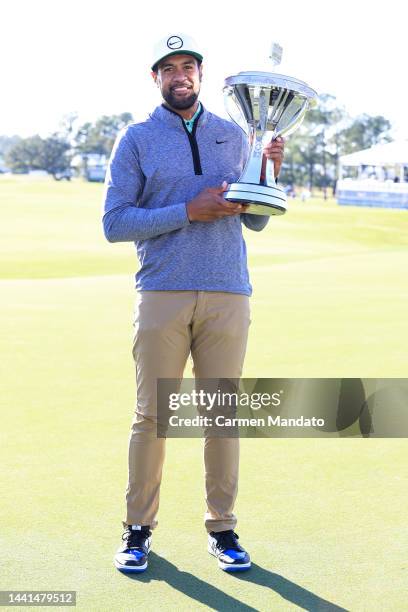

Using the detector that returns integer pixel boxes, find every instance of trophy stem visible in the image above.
[224,124,285,216]
[240,126,274,185]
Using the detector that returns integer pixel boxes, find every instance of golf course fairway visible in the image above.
[1,176,407,611]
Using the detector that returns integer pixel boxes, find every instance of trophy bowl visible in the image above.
[223,71,317,215]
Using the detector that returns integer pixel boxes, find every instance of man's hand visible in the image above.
[187,182,249,222]
[263,136,285,178]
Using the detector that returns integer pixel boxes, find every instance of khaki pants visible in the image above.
[124,290,250,533]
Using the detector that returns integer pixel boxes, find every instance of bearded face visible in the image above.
[154,54,202,112]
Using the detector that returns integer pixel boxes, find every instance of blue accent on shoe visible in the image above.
[129,549,145,561]
[223,549,247,560]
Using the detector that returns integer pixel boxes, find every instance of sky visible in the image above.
[2,0,408,139]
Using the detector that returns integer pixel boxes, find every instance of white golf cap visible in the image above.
[151,33,203,71]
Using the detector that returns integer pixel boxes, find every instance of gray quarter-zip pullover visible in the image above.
[102,104,269,295]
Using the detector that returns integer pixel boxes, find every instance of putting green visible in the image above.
[1,176,407,611]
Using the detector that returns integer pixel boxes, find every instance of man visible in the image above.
[102,33,284,573]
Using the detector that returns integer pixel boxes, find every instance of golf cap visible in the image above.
[151,33,203,71]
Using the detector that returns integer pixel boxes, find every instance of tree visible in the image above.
[4,111,133,179]
[5,135,44,174]
[39,136,72,179]
[337,114,392,155]
[280,94,347,196]
[279,96,393,193]
[5,135,72,179]
[74,112,133,157]
[0,135,22,157]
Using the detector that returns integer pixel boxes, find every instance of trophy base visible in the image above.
[224,182,287,216]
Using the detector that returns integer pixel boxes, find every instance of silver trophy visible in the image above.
[223,44,317,215]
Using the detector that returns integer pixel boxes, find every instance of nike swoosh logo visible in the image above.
[216,140,227,144]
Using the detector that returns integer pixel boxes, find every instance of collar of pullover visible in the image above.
[150,103,208,131]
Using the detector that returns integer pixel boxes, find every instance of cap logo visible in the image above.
[167,35,183,50]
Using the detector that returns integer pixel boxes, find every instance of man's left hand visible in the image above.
[263,136,285,178]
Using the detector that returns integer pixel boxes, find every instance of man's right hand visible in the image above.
[186,181,247,222]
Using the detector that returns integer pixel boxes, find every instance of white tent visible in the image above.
[339,140,408,168]
[337,140,408,208]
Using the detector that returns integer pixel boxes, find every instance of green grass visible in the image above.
[1,175,407,611]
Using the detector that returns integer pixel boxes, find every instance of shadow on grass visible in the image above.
[233,563,349,611]
[122,553,348,611]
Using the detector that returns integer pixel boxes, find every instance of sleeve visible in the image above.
[102,127,191,243]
